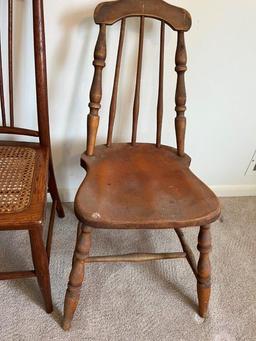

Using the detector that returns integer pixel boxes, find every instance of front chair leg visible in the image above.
[29,228,53,313]
[197,224,211,318]
[63,224,91,331]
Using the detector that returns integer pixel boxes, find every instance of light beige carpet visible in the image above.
[0,198,256,341]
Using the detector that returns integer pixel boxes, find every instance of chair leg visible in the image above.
[63,224,91,331]
[29,228,53,313]
[48,154,65,218]
[72,222,83,266]
[197,224,211,318]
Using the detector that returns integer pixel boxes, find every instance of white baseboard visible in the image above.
[210,185,256,197]
[50,185,256,203]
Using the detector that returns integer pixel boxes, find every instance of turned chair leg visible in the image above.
[29,228,53,313]
[48,155,65,218]
[197,224,211,318]
[63,224,91,331]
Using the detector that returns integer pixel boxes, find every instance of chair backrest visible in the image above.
[0,0,51,147]
[86,0,192,157]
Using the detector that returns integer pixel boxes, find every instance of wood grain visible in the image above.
[87,24,107,156]
[94,0,192,31]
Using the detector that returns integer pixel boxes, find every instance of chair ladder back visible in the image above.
[156,20,165,148]
[131,16,144,146]
[86,24,107,156]
[175,31,187,157]
[107,18,126,147]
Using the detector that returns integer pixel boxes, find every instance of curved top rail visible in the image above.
[94,0,192,31]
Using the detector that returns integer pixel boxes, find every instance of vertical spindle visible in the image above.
[86,24,107,156]
[0,37,6,127]
[8,0,14,126]
[175,31,187,156]
[156,21,165,147]
[132,16,145,146]
[107,19,126,147]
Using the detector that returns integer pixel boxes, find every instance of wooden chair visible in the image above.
[0,0,64,313]
[63,0,221,330]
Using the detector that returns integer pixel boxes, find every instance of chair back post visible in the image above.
[86,24,107,156]
[32,0,51,148]
[175,31,187,157]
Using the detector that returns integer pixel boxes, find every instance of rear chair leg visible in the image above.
[63,224,91,331]
[197,224,211,318]
[48,155,65,218]
[29,228,53,313]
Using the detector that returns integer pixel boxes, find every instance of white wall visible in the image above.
[2,0,256,201]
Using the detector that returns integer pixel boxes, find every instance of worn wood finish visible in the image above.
[156,21,165,147]
[63,0,220,330]
[175,228,197,277]
[76,144,220,229]
[107,19,126,147]
[63,225,91,331]
[0,0,64,313]
[85,252,186,263]
[132,16,144,145]
[86,24,107,156]
[94,0,192,31]
[175,31,187,157]
[197,225,211,318]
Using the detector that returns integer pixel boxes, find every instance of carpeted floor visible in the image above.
[0,198,256,341]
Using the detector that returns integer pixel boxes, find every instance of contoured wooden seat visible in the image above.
[63,0,221,330]
[76,143,220,229]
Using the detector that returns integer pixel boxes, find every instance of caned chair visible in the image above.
[63,0,221,330]
[0,0,64,313]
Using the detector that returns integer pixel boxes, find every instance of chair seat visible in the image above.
[0,142,49,230]
[75,143,220,229]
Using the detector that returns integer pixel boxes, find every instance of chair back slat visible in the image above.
[156,21,165,148]
[131,16,144,146]
[107,19,126,147]
[86,24,107,156]
[94,0,191,31]
[8,0,14,127]
[0,38,6,127]
[175,31,187,157]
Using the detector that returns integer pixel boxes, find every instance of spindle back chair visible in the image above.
[0,0,64,313]
[63,0,221,330]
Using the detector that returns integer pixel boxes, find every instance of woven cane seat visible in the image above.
[0,146,37,213]
[0,142,49,230]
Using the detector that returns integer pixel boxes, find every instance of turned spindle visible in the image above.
[197,225,212,318]
[63,225,92,331]
[175,31,187,157]
[87,24,107,156]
